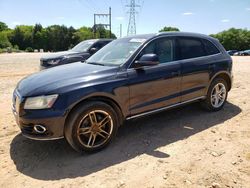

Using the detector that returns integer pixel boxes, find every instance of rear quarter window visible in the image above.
[202,39,220,55]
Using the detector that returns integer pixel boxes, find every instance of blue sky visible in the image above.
[0,0,250,37]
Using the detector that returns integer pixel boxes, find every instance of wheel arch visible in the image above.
[65,95,124,129]
[208,71,232,93]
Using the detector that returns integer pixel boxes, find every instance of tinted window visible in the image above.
[177,38,206,60]
[202,39,220,55]
[92,41,107,50]
[139,38,174,64]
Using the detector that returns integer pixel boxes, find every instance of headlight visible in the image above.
[47,59,61,65]
[24,94,58,110]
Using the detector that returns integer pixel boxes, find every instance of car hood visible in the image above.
[17,62,119,97]
[41,50,87,60]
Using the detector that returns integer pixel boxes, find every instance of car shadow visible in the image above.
[10,102,241,180]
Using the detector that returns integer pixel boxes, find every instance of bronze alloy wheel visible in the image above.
[77,110,113,148]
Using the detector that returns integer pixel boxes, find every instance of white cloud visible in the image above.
[246,8,250,11]
[221,19,230,23]
[182,12,194,16]
[115,16,125,20]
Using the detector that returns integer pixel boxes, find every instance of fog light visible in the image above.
[34,125,47,134]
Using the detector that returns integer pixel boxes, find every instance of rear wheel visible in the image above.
[65,101,119,153]
[201,78,228,111]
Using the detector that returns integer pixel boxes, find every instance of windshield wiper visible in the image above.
[86,62,105,66]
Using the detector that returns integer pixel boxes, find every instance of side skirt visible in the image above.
[126,96,206,120]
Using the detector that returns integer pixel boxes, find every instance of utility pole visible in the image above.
[93,7,112,38]
[109,7,112,38]
[126,0,140,36]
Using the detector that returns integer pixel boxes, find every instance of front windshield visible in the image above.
[71,40,95,52]
[86,37,147,66]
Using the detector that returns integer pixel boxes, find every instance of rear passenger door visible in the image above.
[177,37,219,102]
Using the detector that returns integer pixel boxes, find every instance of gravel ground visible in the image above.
[0,53,249,188]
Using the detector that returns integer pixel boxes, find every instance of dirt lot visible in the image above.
[0,53,249,188]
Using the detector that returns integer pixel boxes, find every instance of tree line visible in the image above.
[1,21,250,52]
[0,21,116,52]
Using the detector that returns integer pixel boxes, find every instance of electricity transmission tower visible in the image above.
[93,7,112,38]
[126,0,140,35]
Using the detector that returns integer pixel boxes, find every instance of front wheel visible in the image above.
[64,101,119,153]
[201,78,228,111]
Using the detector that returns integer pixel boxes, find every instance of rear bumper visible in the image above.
[12,107,65,140]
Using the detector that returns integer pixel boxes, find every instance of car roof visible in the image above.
[123,32,217,41]
[82,39,113,43]
[96,39,113,42]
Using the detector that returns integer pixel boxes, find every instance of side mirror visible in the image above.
[134,54,159,68]
[89,47,98,54]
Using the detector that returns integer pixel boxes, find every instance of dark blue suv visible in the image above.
[12,32,233,152]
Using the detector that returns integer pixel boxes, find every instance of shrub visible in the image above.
[25,47,33,52]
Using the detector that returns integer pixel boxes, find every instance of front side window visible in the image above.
[138,38,174,64]
[177,37,206,60]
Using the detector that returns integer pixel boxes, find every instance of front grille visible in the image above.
[21,124,34,134]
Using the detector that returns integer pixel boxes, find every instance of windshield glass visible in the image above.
[86,37,147,66]
[71,40,95,52]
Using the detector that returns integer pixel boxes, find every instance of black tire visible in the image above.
[64,101,119,153]
[201,78,228,111]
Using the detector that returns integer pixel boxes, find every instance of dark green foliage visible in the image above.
[210,28,250,51]
[0,21,8,32]
[0,21,116,52]
[159,26,180,32]
[0,30,12,48]
[25,47,33,52]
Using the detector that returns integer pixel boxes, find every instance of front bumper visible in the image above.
[12,92,66,140]
[13,110,65,140]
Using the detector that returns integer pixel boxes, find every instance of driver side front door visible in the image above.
[127,37,181,116]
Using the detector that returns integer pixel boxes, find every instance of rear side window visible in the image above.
[202,39,220,55]
[177,37,206,60]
